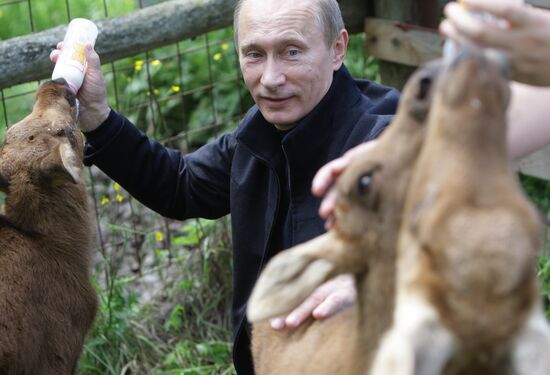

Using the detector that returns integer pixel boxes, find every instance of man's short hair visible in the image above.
[233,0,345,48]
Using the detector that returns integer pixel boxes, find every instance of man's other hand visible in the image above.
[269,274,356,330]
[312,141,377,230]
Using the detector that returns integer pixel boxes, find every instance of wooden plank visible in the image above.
[364,18,442,67]
[371,0,440,90]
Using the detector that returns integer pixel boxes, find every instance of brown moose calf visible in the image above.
[0,79,98,374]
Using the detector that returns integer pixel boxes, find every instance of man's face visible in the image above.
[237,0,345,130]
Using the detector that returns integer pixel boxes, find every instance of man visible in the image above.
[51,0,399,373]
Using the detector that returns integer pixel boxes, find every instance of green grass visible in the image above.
[79,215,235,374]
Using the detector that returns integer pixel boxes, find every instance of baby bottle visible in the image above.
[51,18,98,94]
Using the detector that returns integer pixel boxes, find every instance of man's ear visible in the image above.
[332,29,349,70]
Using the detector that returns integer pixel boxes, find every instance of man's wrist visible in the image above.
[80,105,111,132]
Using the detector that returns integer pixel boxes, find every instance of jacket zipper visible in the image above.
[232,141,281,369]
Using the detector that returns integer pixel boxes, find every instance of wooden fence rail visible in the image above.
[0,0,235,89]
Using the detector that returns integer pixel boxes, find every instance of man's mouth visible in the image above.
[261,96,292,106]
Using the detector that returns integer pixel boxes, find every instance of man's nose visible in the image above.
[261,58,286,89]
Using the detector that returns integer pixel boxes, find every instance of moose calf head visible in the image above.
[0,79,83,221]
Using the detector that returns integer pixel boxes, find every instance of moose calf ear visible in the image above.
[40,143,82,184]
[59,143,82,184]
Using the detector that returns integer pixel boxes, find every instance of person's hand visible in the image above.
[311,141,377,230]
[440,0,550,86]
[50,43,110,132]
[269,274,356,330]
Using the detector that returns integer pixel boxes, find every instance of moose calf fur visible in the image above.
[0,79,98,374]
[371,51,550,375]
[247,61,441,375]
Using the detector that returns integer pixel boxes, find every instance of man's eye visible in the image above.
[246,52,262,59]
[287,49,299,57]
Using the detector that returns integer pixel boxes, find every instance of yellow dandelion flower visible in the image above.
[153,89,160,96]
[114,182,121,192]
[155,231,164,242]
[221,43,229,51]
[151,59,161,67]
[134,60,144,72]
[127,77,132,82]
[213,52,222,61]
[116,194,123,203]
[171,85,181,93]
[101,197,110,205]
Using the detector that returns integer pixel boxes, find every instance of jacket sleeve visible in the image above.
[83,109,233,220]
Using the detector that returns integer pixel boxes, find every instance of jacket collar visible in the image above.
[236,65,363,167]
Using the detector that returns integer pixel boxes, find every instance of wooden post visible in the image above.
[371,0,440,89]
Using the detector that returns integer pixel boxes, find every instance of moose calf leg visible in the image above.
[370,293,455,375]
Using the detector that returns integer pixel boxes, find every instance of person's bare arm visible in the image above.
[507,82,550,160]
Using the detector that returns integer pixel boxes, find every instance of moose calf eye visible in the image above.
[357,174,372,196]
[28,135,34,141]
[56,129,65,137]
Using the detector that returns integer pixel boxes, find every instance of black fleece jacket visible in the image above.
[83,65,400,374]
